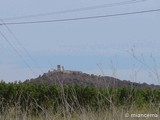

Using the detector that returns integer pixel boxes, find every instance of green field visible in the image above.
[0,81,160,120]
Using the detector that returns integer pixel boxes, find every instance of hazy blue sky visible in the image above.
[0,0,160,84]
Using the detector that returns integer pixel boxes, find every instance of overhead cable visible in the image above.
[0,20,44,74]
[0,29,36,75]
[0,8,160,26]
[2,0,146,21]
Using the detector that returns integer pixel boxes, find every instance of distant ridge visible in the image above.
[24,66,160,88]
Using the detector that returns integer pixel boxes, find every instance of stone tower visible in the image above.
[57,65,64,71]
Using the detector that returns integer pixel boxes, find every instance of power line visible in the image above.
[2,0,146,21]
[0,8,160,26]
[0,20,44,74]
[0,29,36,76]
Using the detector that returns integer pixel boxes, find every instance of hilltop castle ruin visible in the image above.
[54,65,82,74]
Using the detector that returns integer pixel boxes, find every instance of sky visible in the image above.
[0,0,160,85]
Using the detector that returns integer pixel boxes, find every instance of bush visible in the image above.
[0,81,159,115]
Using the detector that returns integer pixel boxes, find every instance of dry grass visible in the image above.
[0,104,159,120]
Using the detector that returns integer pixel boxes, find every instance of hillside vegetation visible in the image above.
[0,81,160,119]
[0,71,160,119]
[25,70,160,88]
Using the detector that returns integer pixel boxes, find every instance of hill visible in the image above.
[24,66,160,88]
